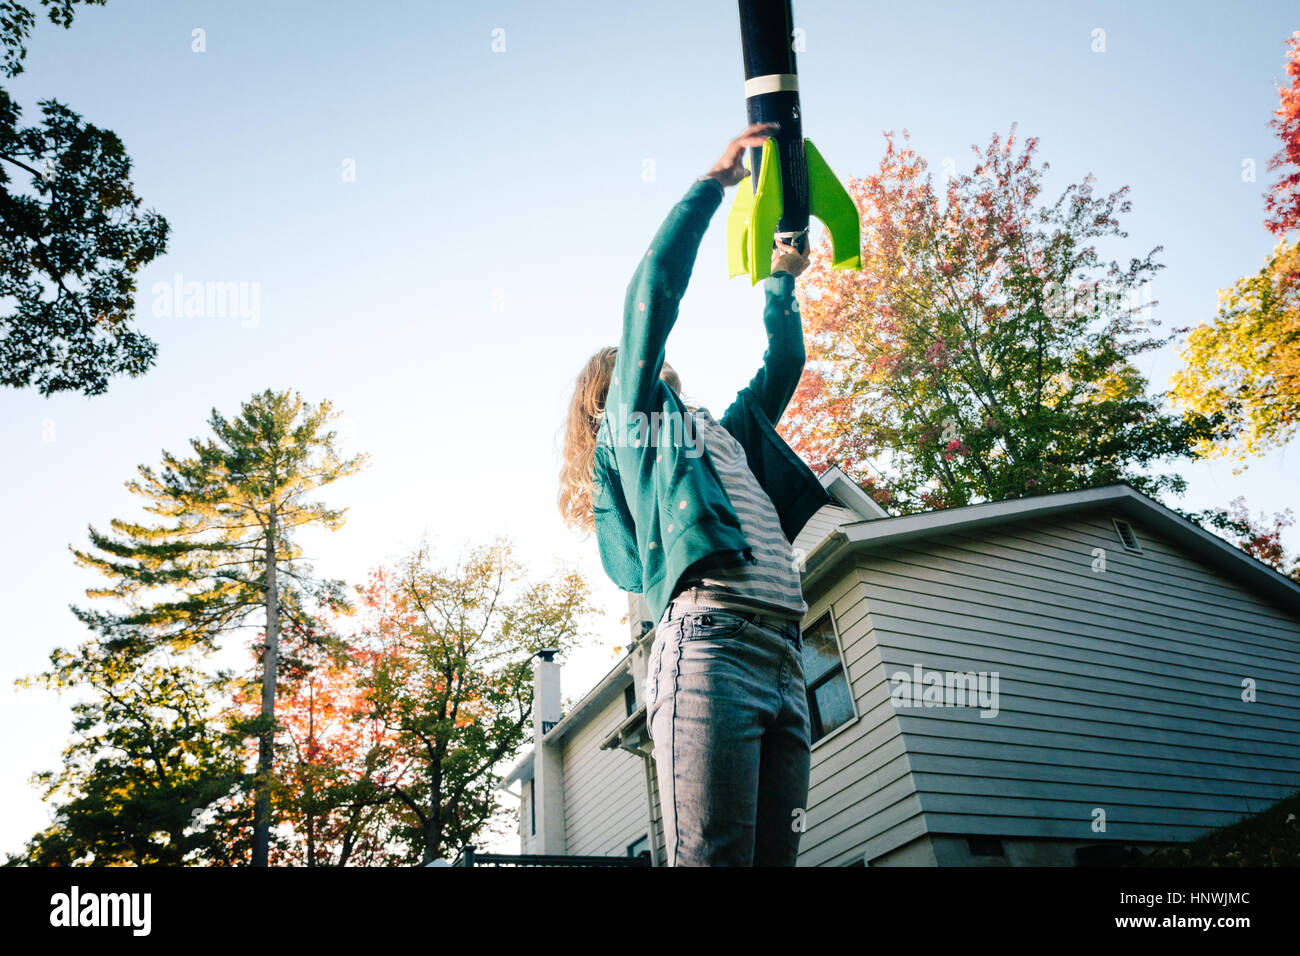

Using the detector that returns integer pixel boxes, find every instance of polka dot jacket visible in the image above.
[592,177,832,625]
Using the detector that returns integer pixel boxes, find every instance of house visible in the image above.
[497,470,1300,866]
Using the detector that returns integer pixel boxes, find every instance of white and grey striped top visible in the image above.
[674,405,808,621]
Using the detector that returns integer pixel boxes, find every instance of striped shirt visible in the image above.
[674,405,808,620]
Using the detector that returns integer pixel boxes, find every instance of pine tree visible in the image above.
[69,388,368,865]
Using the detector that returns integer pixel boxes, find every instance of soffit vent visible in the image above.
[1113,517,1142,553]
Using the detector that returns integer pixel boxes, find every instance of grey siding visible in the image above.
[519,485,1300,867]
[549,501,1300,866]
[797,566,914,866]
[560,690,650,857]
[857,506,1300,852]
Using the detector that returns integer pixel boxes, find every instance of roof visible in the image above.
[818,463,890,520]
[801,483,1300,616]
[500,750,533,788]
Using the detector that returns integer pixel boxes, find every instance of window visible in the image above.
[528,776,535,836]
[627,834,650,859]
[801,612,855,743]
[1112,517,1141,553]
[624,683,636,717]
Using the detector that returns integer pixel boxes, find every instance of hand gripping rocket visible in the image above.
[726,0,861,284]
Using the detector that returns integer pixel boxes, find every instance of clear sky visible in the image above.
[1,0,1296,859]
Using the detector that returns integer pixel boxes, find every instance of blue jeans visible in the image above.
[645,587,811,866]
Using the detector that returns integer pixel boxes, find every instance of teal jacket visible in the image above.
[593,177,833,624]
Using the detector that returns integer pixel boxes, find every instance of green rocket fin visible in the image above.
[726,136,860,281]
[725,161,756,279]
[726,137,783,284]
[804,137,861,271]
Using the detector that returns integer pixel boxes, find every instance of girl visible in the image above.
[557,123,833,866]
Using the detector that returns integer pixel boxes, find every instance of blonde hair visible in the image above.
[557,347,682,533]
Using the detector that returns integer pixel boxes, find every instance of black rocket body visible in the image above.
[738,0,809,253]
[725,0,861,283]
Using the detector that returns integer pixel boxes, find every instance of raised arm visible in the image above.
[609,123,782,423]
[611,180,721,420]
[723,238,811,428]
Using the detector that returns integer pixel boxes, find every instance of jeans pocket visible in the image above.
[645,639,662,708]
[644,630,670,741]
[680,608,752,641]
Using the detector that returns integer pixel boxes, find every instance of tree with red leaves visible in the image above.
[1172,34,1300,462]
[1193,497,1300,582]
[1265,32,1300,237]
[231,630,413,866]
[784,125,1218,512]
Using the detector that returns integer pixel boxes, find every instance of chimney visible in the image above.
[531,649,566,854]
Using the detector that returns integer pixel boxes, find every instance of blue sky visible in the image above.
[1,0,1296,858]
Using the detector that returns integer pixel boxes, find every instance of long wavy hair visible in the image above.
[557,347,683,533]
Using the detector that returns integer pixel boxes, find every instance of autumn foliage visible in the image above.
[217,537,596,866]
[1193,497,1300,582]
[783,125,1216,511]
[1171,239,1300,460]
[13,533,596,867]
[232,633,411,866]
[1170,32,1300,464]
[351,539,594,864]
[1265,32,1300,237]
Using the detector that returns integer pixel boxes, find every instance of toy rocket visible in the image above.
[727,0,861,283]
